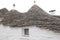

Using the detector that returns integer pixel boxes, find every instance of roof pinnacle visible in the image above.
[34,0,36,4]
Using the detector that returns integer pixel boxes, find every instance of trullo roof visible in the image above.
[1,5,60,32]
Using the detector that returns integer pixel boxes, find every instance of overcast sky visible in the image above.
[0,0,60,15]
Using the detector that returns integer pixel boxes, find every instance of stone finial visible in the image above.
[34,0,36,4]
[13,4,15,9]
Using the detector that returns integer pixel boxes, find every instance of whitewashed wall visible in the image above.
[0,24,60,40]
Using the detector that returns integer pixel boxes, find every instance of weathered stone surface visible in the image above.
[0,5,60,32]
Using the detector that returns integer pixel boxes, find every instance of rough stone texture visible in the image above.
[0,8,8,14]
[1,10,24,26]
[0,8,8,23]
[0,5,60,32]
[0,8,8,17]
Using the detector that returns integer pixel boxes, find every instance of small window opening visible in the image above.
[24,29,29,35]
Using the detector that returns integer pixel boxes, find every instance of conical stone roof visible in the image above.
[1,10,24,26]
[27,5,50,16]
[1,5,60,32]
[0,8,8,14]
[0,8,8,18]
[25,5,59,23]
[21,5,60,32]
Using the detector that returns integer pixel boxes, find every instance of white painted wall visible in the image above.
[0,24,60,40]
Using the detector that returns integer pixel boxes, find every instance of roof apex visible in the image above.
[31,4,40,8]
[28,4,40,12]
